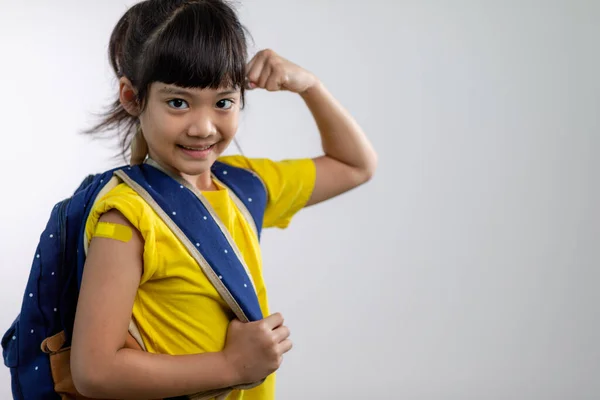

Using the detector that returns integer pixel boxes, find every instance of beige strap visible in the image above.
[128,319,146,351]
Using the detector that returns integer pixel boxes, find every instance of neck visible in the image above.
[145,157,217,192]
[182,171,217,191]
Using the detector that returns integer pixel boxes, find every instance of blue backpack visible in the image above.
[2,160,267,399]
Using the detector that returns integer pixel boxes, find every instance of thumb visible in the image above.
[263,312,284,329]
[228,318,245,329]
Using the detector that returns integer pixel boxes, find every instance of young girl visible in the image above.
[70,0,377,399]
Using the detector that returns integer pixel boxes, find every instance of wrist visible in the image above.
[219,349,245,386]
[299,75,323,98]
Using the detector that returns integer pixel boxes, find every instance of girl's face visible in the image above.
[139,81,241,180]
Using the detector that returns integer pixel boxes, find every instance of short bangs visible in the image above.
[136,2,248,98]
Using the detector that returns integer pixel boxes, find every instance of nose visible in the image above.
[187,113,217,138]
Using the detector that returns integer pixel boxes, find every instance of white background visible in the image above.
[0,0,599,398]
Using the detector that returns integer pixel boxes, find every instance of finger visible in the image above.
[246,54,267,88]
[272,325,290,343]
[257,64,271,89]
[245,55,259,88]
[277,339,293,355]
[265,71,282,92]
[227,318,244,332]
[263,313,284,329]
[246,53,258,73]
[229,318,243,327]
[248,50,270,69]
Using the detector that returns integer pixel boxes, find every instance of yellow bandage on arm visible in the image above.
[93,222,133,243]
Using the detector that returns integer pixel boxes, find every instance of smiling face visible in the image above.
[137,81,242,184]
[111,0,248,188]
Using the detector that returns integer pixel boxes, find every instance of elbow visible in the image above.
[71,351,111,398]
[72,366,105,398]
[359,151,378,183]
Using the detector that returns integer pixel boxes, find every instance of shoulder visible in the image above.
[85,182,157,246]
[92,183,151,221]
[217,155,316,184]
[217,154,253,169]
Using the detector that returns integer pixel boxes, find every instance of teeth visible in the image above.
[182,145,212,151]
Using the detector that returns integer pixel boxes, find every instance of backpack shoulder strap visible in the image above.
[113,164,263,323]
[211,160,267,240]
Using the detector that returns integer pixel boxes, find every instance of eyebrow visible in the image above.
[217,90,240,96]
[158,87,239,96]
[158,87,190,96]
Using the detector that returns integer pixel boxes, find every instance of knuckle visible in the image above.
[257,320,268,331]
[278,328,287,339]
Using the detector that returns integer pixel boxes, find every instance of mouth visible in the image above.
[177,144,216,151]
[177,142,218,159]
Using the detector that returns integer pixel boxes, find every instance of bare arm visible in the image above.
[71,210,238,399]
[246,49,378,207]
[300,81,378,206]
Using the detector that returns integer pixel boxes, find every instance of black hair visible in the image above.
[85,0,249,159]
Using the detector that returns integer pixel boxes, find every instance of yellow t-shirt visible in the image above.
[84,155,316,399]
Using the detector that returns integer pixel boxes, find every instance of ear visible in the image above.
[119,77,141,117]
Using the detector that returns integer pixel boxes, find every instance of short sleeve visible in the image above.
[218,155,316,229]
[84,183,159,285]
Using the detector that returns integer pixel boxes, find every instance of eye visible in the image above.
[167,99,189,110]
[216,99,234,110]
